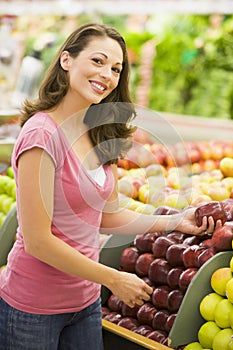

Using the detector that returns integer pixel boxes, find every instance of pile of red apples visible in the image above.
[102,201,233,348]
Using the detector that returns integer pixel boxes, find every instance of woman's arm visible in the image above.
[17,148,152,307]
[100,164,220,236]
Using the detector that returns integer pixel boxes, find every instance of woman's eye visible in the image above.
[112,67,121,74]
[92,58,103,65]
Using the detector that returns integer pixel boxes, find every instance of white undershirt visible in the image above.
[87,165,106,187]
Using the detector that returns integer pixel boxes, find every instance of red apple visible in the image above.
[117,317,139,330]
[167,231,187,243]
[152,236,176,258]
[135,253,155,277]
[104,312,123,324]
[134,325,153,336]
[200,224,233,252]
[165,313,177,333]
[166,243,188,267]
[167,289,184,313]
[182,245,200,268]
[107,294,123,312]
[151,285,171,309]
[179,267,198,291]
[148,258,171,285]
[134,232,162,252]
[167,267,184,289]
[102,306,111,318]
[121,302,140,317]
[152,309,170,331]
[137,302,158,326]
[183,235,202,246]
[195,201,227,227]
[120,247,140,272]
[147,330,168,343]
[197,247,216,267]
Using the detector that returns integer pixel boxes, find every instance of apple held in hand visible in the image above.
[195,201,228,227]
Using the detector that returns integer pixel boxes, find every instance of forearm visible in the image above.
[25,232,119,289]
[100,207,181,235]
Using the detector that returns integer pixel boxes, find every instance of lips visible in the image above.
[90,80,107,93]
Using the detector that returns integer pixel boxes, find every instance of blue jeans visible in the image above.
[0,297,104,350]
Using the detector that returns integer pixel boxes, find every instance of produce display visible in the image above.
[102,136,233,349]
[0,166,16,228]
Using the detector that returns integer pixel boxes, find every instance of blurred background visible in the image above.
[1,0,233,120]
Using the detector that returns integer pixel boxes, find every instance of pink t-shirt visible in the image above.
[0,112,114,314]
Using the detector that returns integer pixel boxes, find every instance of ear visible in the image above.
[60,51,70,71]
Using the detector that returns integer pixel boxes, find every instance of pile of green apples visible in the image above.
[0,166,16,228]
[184,255,233,350]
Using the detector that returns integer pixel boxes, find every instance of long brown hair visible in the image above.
[20,23,136,164]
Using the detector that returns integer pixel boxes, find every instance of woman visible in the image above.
[0,23,218,350]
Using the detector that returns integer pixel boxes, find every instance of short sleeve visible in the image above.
[13,128,59,169]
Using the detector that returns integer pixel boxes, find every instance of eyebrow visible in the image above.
[94,51,123,66]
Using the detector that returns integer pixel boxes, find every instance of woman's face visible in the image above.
[61,36,123,107]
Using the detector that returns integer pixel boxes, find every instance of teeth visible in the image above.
[91,82,105,91]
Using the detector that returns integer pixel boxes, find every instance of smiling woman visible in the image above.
[0,22,217,350]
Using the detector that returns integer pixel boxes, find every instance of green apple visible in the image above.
[6,166,14,179]
[199,292,223,321]
[230,256,233,273]
[183,342,203,349]
[211,267,233,296]
[212,328,233,350]
[0,194,8,212]
[214,299,233,328]
[198,321,221,349]
[0,175,9,194]
[2,196,14,214]
[226,278,233,303]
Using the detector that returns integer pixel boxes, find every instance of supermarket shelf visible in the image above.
[1,0,233,15]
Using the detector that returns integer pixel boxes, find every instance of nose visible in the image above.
[100,65,112,79]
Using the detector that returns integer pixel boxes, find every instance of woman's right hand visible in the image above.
[107,270,153,308]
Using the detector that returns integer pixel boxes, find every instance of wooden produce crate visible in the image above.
[100,234,233,349]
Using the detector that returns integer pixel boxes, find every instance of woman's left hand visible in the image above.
[176,207,222,236]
